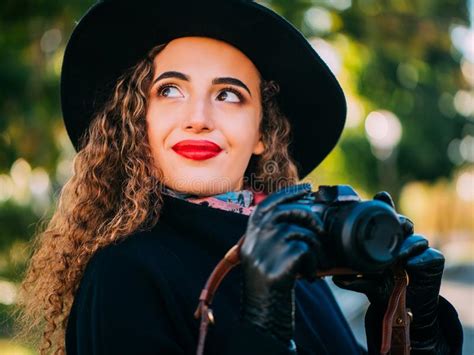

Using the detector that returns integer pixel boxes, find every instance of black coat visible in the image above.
[65,194,462,354]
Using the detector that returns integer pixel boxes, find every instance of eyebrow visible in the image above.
[152,71,252,97]
[154,71,190,83]
[212,77,252,97]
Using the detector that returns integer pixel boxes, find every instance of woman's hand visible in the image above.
[333,191,450,354]
[239,183,327,349]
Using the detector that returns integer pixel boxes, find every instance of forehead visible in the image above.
[152,36,262,81]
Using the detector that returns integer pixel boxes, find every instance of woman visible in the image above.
[17,1,462,354]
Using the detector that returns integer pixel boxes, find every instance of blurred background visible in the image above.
[0,0,472,353]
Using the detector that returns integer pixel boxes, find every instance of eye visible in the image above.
[157,84,183,98]
[216,88,244,103]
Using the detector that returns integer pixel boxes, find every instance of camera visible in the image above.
[297,185,404,273]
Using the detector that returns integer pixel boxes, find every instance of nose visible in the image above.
[182,97,214,133]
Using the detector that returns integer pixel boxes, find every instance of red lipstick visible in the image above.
[172,140,223,161]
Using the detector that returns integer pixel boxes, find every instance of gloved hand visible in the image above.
[333,191,450,354]
[239,183,330,350]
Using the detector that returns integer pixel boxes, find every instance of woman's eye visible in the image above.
[217,89,242,103]
[158,85,183,98]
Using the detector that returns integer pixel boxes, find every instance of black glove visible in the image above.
[333,191,450,354]
[239,183,329,350]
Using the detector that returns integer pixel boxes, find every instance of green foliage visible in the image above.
[0,0,95,173]
[263,0,470,196]
[0,303,15,338]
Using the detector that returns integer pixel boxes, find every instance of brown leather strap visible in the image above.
[195,239,411,355]
[194,237,245,355]
[380,265,411,355]
[196,303,213,355]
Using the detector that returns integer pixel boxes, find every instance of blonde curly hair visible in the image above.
[15,42,299,354]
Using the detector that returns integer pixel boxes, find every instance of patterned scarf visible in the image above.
[161,186,266,216]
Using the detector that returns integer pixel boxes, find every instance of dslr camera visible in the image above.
[297,185,404,273]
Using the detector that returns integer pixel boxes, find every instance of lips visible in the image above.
[172,140,223,160]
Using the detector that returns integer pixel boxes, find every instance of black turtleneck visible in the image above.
[65,194,365,354]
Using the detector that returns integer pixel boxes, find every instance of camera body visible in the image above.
[297,185,404,273]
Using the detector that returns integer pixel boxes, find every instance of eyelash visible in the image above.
[156,83,245,103]
[156,83,179,97]
[219,86,245,102]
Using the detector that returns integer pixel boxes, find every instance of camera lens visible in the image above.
[337,200,404,271]
[356,208,403,263]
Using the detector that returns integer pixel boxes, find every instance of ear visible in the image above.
[253,139,265,155]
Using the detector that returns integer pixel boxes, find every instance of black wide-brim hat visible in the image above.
[61,0,347,178]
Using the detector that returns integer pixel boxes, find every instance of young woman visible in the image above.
[18,1,462,354]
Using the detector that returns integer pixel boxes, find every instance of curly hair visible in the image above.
[14,43,299,354]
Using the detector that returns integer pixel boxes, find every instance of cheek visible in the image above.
[223,112,261,149]
[146,108,172,157]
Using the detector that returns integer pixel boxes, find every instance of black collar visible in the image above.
[157,194,249,258]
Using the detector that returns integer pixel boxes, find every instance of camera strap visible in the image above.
[194,236,411,355]
[194,236,245,355]
[380,265,411,355]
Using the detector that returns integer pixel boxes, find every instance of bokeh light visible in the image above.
[364,110,402,159]
[451,25,474,62]
[448,138,464,165]
[0,175,14,202]
[0,280,17,306]
[397,63,419,89]
[456,169,474,201]
[438,92,457,119]
[325,0,352,11]
[304,7,333,33]
[310,38,342,75]
[40,28,62,54]
[345,96,364,128]
[460,135,474,162]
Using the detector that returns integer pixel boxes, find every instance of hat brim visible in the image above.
[61,0,347,178]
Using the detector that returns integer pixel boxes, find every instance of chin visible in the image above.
[162,171,240,196]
